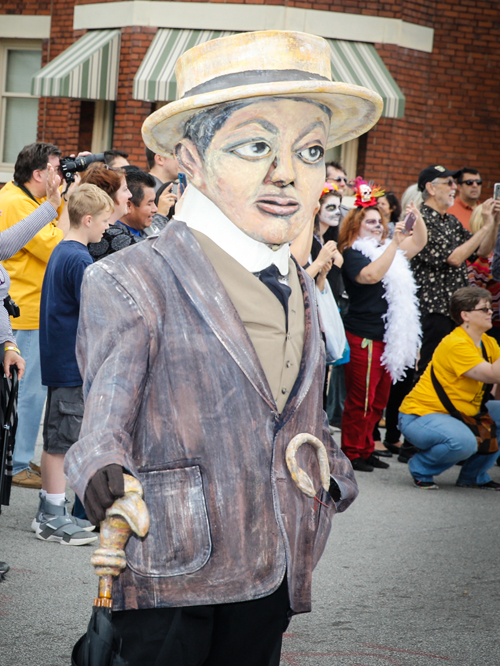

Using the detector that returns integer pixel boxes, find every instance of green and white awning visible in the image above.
[326,39,405,119]
[31,30,121,100]
[133,29,405,119]
[133,29,234,103]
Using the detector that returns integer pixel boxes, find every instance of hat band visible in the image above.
[182,69,330,99]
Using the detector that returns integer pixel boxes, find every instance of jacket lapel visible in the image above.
[153,221,276,411]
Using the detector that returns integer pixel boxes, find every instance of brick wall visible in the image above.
[4,0,500,197]
[112,26,157,170]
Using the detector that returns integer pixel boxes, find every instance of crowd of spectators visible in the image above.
[0,140,499,577]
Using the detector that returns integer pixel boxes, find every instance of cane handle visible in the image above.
[285,433,330,498]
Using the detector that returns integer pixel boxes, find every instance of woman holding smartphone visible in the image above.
[337,181,427,472]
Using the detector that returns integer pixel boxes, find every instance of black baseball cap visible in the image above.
[418,165,459,191]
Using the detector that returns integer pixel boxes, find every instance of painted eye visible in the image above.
[297,145,324,164]
[232,142,271,158]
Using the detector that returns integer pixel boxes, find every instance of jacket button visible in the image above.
[281,387,288,394]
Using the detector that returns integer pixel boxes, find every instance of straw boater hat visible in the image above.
[142,30,383,157]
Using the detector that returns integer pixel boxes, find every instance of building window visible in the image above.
[0,40,42,170]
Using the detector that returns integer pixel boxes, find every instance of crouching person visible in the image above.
[33,184,113,544]
[399,286,500,490]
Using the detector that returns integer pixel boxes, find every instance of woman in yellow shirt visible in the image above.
[399,285,500,489]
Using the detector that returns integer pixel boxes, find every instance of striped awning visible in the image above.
[133,29,234,103]
[326,40,405,119]
[31,30,121,100]
[133,29,405,119]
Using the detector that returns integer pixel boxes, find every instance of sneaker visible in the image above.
[35,502,98,546]
[456,480,500,491]
[31,494,95,533]
[366,454,390,469]
[12,468,42,489]
[413,478,439,490]
[351,457,374,472]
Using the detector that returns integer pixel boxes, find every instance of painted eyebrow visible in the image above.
[234,118,278,134]
[294,121,328,146]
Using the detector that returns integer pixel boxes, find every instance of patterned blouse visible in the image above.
[410,204,475,317]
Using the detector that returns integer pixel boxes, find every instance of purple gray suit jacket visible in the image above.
[65,220,358,614]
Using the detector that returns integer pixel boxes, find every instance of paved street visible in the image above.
[1,432,499,666]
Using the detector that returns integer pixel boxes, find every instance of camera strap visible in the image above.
[13,181,40,206]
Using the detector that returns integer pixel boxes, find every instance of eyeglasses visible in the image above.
[462,179,482,186]
[470,306,493,313]
[327,176,347,183]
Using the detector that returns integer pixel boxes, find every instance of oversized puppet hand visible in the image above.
[84,464,125,524]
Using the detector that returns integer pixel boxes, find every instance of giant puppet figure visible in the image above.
[65,30,383,666]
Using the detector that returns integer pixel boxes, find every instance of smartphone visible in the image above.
[403,211,416,234]
[494,183,500,200]
[178,172,187,195]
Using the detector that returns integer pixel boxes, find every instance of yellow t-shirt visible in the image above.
[0,181,63,329]
[400,327,500,417]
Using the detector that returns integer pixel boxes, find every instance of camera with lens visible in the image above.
[59,153,106,185]
[3,295,20,319]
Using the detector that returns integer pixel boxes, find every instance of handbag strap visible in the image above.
[430,341,492,420]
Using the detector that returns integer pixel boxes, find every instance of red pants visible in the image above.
[341,332,392,461]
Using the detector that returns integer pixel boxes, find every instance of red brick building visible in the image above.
[1,0,499,196]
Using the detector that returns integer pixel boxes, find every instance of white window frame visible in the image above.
[0,39,42,180]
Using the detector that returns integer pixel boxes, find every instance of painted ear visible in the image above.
[174,140,204,189]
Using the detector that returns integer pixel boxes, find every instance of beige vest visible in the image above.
[192,230,305,413]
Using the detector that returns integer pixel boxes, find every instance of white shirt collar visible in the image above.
[174,186,290,275]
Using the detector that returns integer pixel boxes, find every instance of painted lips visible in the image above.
[256,197,300,217]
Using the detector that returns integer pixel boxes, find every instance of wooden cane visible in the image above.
[90,474,150,607]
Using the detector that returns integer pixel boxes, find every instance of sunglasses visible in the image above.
[470,306,493,313]
[462,179,482,186]
[436,178,455,187]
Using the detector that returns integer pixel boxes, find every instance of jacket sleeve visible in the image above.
[64,262,151,502]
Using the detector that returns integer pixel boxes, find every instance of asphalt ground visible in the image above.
[1,429,499,666]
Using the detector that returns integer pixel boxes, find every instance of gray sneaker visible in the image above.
[31,494,95,533]
[34,500,98,546]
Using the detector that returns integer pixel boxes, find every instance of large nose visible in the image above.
[264,149,296,187]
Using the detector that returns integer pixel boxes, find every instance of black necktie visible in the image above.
[254,264,291,323]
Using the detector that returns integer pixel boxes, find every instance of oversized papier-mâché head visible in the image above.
[142,31,383,245]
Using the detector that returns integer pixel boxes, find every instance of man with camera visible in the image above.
[0,142,69,489]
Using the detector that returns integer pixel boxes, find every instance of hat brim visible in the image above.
[142,80,383,158]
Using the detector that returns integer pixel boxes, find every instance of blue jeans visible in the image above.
[399,401,500,484]
[12,329,47,475]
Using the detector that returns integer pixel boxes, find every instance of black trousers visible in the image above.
[112,578,290,666]
[415,313,455,381]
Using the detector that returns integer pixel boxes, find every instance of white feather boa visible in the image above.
[351,237,421,383]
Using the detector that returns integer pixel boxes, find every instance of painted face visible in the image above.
[358,209,383,240]
[113,177,132,220]
[318,193,342,227]
[88,208,112,243]
[126,186,157,230]
[194,99,329,245]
